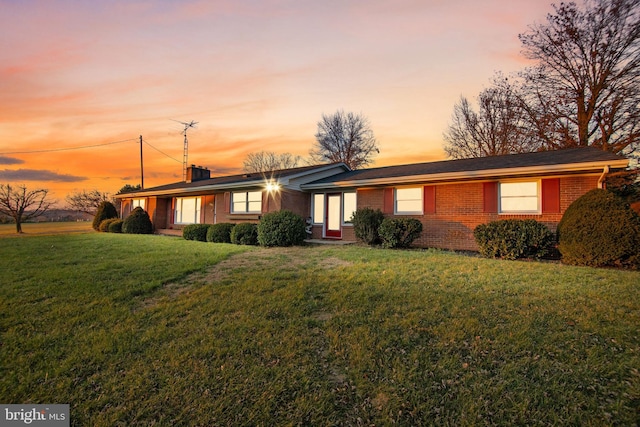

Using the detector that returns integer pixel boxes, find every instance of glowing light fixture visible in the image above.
[265,180,281,193]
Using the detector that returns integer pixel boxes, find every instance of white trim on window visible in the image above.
[132,199,145,210]
[312,193,324,224]
[342,192,357,224]
[175,197,201,224]
[395,187,423,215]
[499,180,540,213]
[232,191,262,213]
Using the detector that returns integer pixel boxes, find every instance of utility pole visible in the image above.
[140,135,144,189]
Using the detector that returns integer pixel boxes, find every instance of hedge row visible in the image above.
[97,205,152,235]
[352,208,423,249]
[182,210,306,247]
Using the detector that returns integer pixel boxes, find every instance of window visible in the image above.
[232,191,262,213]
[343,192,357,223]
[132,199,145,210]
[395,187,423,214]
[175,197,201,224]
[312,193,324,224]
[499,181,539,213]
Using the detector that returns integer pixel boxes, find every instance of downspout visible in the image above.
[597,165,610,189]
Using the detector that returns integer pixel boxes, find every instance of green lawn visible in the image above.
[0,221,93,236]
[1,234,638,426]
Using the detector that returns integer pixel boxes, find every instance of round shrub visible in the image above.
[257,210,306,247]
[207,223,235,243]
[378,217,423,249]
[351,208,385,245]
[92,201,118,230]
[474,219,555,260]
[99,218,120,232]
[108,219,123,233]
[231,222,258,245]
[557,189,640,268]
[182,224,211,242]
[122,207,153,234]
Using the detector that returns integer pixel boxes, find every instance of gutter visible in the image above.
[597,165,610,189]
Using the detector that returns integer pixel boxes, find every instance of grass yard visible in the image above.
[0,221,93,236]
[1,233,639,426]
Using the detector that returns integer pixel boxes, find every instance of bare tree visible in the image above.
[310,110,379,169]
[444,78,541,159]
[519,0,640,156]
[0,184,53,233]
[242,151,302,173]
[66,189,110,215]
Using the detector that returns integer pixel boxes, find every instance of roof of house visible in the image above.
[301,147,629,189]
[116,162,350,198]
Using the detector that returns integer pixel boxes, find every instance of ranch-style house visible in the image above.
[115,147,629,251]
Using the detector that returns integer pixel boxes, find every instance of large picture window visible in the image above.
[395,187,423,214]
[499,181,539,213]
[175,197,201,224]
[232,191,262,213]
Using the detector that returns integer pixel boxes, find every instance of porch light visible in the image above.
[265,180,281,193]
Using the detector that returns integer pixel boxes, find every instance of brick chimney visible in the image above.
[186,165,211,183]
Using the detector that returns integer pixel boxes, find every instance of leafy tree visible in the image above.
[243,151,302,173]
[66,189,110,215]
[310,110,379,169]
[116,184,142,194]
[0,184,53,233]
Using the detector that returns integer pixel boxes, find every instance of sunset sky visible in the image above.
[0,0,554,204]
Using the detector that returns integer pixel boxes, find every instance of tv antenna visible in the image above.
[172,119,198,181]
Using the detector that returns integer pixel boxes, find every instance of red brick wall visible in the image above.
[356,175,599,251]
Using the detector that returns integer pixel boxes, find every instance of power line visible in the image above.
[142,139,182,163]
[0,138,138,155]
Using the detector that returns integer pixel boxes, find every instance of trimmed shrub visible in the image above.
[108,219,123,233]
[231,222,258,245]
[207,223,235,243]
[99,218,120,232]
[378,217,423,249]
[182,224,211,242]
[122,207,153,234]
[474,219,555,260]
[558,189,640,268]
[257,210,306,247]
[92,201,118,231]
[351,208,385,245]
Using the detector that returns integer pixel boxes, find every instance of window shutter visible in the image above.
[224,192,230,213]
[261,191,269,213]
[383,188,394,214]
[542,178,560,213]
[424,185,436,214]
[483,182,498,213]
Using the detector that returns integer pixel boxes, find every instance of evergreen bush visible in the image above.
[122,207,153,234]
[231,222,258,245]
[99,218,120,232]
[207,223,235,243]
[108,219,123,233]
[378,217,423,249]
[92,201,118,231]
[351,208,385,245]
[257,210,306,247]
[474,219,555,260]
[557,189,640,268]
[182,224,211,242]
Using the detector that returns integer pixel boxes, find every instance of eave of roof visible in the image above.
[301,148,629,190]
[115,162,349,198]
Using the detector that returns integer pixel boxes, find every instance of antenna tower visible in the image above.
[173,120,198,181]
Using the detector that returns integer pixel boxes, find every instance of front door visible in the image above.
[325,193,342,239]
